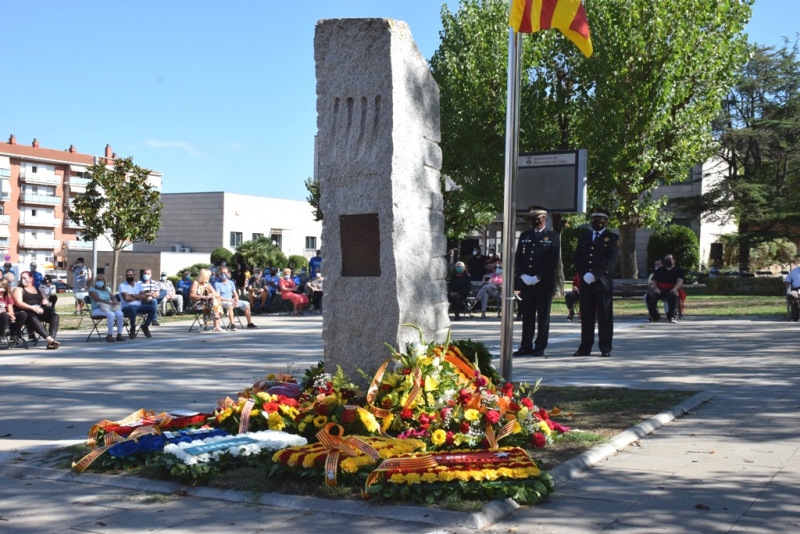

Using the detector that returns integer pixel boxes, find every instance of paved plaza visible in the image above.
[1,312,798,533]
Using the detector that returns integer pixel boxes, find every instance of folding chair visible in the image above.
[188,303,211,332]
[117,294,146,336]
[271,292,292,316]
[220,302,246,329]
[83,295,108,342]
[75,291,91,330]
[154,289,167,324]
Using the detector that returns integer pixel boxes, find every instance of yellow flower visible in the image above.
[357,408,380,433]
[537,420,552,436]
[404,473,421,486]
[265,373,277,380]
[421,472,438,483]
[267,411,285,431]
[249,409,261,417]
[439,470,456,482]
[256,392,271,402]
[381,414,394,433]
[512,420,522,434]
[424,375,439,392]
[322,394,338,405]
[517,406,529,420]
[454,434,467,446]
[389,473,406,484]
[217,408,232,423]
[341,457,359,473]
[431,429,447,446]
[419,356,432,367]
[287,452,301,467]
[302,452,323,469]
[464,409,480,421]
[313,415,328,428]
[280,405,299,419]
[298,422,307,433]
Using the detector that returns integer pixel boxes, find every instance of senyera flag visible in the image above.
[508,0,593,57]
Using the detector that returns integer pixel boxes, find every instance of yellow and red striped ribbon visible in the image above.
[363,455,440,497]
[484,420,518,449]
[87,409,173,448]
[315,423,380,487]
[73,426,161,472]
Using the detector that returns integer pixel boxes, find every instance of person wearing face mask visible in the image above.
[279,268,309,315]
[39,275,58,308]
[139,269,163,326]
[177,273,194,310]
[158,272,184,317]
[71,257,92,315]
[572,209,620,357]
[465,247,487,282]
[213,266,257,329]
[12,271,60,349]
[89,274,126,342]
[190,268,223,332]
[646,254,685,324]
[447,261,472,321]
[118,268,158,338]
[513,206,560,356]
[0,278,27,345]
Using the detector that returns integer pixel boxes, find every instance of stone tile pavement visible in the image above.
[0,313,798,533]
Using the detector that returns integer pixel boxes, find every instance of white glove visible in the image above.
[583,272,596,284]
[530,275,539,286]
[521,274,534,286]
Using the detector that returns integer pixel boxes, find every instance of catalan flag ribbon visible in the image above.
[509,0,593,57]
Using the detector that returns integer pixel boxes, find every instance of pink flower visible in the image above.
[474,375,488,388]
[552,421,571,433]
[520,398,533,409]
[340,409,356,424]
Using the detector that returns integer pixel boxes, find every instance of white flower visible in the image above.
[163,430,307,466]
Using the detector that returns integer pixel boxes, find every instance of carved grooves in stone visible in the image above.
[332,97,340,158]
[357,96,368,159]
[371,95,381,158]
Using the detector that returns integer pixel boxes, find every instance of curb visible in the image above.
[548,389,716,484]
[0,391,714,530]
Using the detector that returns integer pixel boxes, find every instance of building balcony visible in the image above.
[19,236,60,250]
[0,178,10,202]
[65,239,92,250]
[69,177,90,194]
[20,193,62,206]
[64,218,84,229]
[19,214,61,227]
[19,169,61,186]
[0,215,9,225]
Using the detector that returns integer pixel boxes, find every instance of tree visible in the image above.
[646,225,700,272]
[432,0,753,280]
[304,177,322,222]
[235,236,287,271]
[70,157,162,292]
[674,42,800,273]
[210,247,232,266]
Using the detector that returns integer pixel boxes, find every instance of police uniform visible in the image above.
[572,214,620,356]
[514,216,560,355]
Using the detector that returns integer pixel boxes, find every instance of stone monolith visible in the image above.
[315,18,449,382]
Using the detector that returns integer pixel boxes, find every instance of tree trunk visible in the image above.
[112,247,121,294]
[737,221,750,275]
[618,222,639,278]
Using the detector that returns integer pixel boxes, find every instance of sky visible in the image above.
[1,0,797,203]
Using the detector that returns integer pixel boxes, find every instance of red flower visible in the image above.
[501,382,514,397]
[458,389,472,405]
[400,408,414,420]
[418,413,431,426]
[314,403,329,415]
[520,398,533,409]
[380,384,393,391]
[460,421,471,434]
[440,407,451,420]
[532,432,546,448]
[474,375,488,388]
[485,410,501,424]
[552,421,571,433]
[402,368,412,375]
[445,431,455,445]
[537,408,550,420]
[340,409,356,424]
[546,419,555,430]
[381,398,394,409]
[509,402,521,412]
[262,402,280,414]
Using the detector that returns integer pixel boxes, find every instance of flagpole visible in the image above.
[500,27,522,382]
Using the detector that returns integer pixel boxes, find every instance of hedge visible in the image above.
[704,277,785,296]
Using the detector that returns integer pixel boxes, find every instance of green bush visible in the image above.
[647,225,700,270]
[177,263,212,278]
[287,255,309,271]
[210,247,232,265]
[718,234,796,270]
[705,277,784,296]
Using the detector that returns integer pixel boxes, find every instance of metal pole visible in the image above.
[500,28,522,382]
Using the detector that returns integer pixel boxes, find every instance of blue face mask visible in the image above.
[219,274,228,280]
[185,275,191,281]
[143,274,151,281]
[455,267,464,274]
[96,281,105,288]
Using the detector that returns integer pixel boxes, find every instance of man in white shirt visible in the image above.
[118,268,158,338]
[784,262,800,321]
[158,272,184,316]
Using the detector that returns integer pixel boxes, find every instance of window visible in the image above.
[271,234,282,250]
[31,166,38,173]
[31,209,37,217]
[252,233,264,241]
[230,232,243,247]
[0,168,9,177]
[305,236,317,250]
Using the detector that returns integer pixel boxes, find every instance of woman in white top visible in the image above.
[88,274,126,342]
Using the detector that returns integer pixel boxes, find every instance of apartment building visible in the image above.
[0,134,162,271]
[134,192,322,259]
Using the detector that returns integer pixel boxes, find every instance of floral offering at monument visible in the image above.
[86,409,213,447]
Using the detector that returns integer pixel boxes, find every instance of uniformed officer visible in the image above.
[513,206,560,357]
[572,208,620,357]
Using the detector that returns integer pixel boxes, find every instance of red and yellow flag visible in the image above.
[509,0,593,58]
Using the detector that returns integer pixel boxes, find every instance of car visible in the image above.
[53,281,73,293]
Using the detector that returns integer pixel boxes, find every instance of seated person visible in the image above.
[263,267,281,312]
[279,268,309,315]
[475,268,503,319]
[4,271,16,291]
[484,248,501,274]
[12,271,60,349]
[0,279,27,344]
[565,272,580,322]
[645,254,684,323]
[39,275,58,308]
[176,273,194,310]
[447,262,472,321]
[138,269,163,326]
[248,268,269,314]
[119,268,158,338]
[785,263,800,322]
[88,274,126,342]
[307,271,324,314]
[190,269,223,332]
[213,266,257,330]
[158,272,184,316]
[296,267,310,294]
